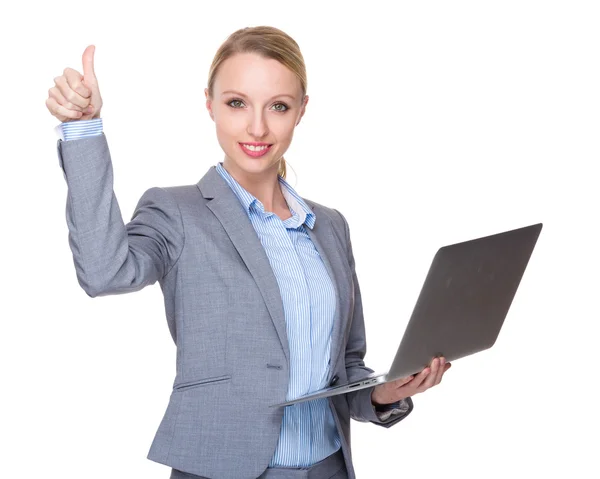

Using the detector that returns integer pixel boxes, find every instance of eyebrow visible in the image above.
[221,90,297,101]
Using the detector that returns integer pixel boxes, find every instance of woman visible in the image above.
[47,26,451,479]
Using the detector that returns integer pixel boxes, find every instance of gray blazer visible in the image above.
[56,133,413,479]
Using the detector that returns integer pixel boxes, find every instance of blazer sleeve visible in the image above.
[334,208,414,428]
[56,133,185,297]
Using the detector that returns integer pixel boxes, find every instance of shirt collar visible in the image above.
[215,162,316,229]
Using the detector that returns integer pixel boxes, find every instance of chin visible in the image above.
[228,156,269,173]
[234,150,279,167]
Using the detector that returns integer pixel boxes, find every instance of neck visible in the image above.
[221,158,287,213]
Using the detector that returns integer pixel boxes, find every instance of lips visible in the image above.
[239,142,273,158]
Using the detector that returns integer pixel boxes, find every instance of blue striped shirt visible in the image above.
[56,118,406,467]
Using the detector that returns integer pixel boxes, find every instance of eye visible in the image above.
[227,98,245,108]
[272,102,289,112]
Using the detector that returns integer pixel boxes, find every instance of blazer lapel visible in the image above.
[197,167,290,366]
[197,166,349,382]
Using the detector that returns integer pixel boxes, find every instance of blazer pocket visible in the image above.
[173,374,232,392]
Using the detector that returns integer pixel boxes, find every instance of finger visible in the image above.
[394,375,415,388]
[418,357,439,392]
[48,85,87,113]
[55,71,90,109]
[46,96,83,121]
[407,366,431,392]
[437,362,452,384]
[64,67,92,99]
[434,357,445,385]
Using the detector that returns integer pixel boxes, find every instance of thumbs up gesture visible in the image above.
[46,45,103,122]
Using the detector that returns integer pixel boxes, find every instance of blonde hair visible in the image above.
[207,26,307,180]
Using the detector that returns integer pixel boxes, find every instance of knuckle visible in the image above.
[64,89,75,102]
[77,83,90,98]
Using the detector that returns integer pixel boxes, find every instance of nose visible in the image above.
[246,110,269,139]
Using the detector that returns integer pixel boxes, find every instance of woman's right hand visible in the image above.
[46,45,103,122]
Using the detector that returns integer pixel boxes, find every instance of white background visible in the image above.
[1,0,599,477]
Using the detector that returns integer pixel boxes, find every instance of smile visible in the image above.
[239,143,273,158]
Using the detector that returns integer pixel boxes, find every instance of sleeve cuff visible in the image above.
[374,399,411,421]
[55,118,103,141]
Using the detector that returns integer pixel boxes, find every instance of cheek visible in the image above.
[215,121,245,147]
[272,118,297,141]
[215,112,240,134]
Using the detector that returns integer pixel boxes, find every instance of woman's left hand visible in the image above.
[371,356,452,406]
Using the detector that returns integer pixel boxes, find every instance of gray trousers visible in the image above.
[170,448,348,479]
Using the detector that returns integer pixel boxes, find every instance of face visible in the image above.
[205,52,308,179]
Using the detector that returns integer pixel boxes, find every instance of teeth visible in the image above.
[243,144,269,151]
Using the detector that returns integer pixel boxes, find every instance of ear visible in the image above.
[296,95,309,126]
[205,88,214,121]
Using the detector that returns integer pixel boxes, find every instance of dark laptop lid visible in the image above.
[387,223,543,380]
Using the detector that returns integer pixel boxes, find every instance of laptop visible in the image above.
[271,222,543,408]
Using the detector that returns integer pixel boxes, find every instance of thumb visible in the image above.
[395,375,415,387]
[82,44,97,87]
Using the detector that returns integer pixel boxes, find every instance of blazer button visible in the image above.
[330,374,339,386]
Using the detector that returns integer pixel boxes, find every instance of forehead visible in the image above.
[214,52,300,96]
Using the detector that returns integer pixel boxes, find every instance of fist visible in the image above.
[46,45,103,122]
